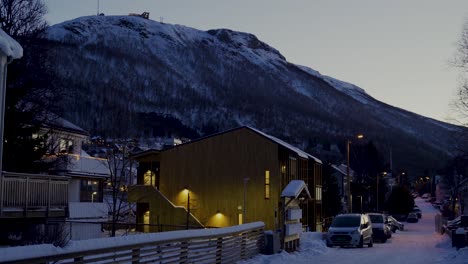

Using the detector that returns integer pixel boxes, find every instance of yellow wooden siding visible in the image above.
[158,128,280,230]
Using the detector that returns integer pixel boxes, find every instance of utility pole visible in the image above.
[243,177,249,223]
[346,140,351,213]
[377,174,380,212]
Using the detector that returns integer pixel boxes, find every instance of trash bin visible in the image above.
[263,230,281,255]
[452,228,466,249]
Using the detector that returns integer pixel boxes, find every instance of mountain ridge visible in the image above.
[12,15,464,176]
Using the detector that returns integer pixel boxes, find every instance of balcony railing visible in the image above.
[0,172,69,217]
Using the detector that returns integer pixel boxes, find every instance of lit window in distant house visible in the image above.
[59,139,67,152]
[316,186,322,201]
[265,170,270,199]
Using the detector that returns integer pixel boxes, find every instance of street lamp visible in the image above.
[91,191,97,203]
[356,195,363,213]
[377,172,387,212]
[243,178,249,223]
[347,134,364,213]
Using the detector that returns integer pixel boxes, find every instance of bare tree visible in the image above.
[453,19,468,122]
[104,141,136,237]
[0,0,48,37]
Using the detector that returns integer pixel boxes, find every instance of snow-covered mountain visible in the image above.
[15,15,464,174]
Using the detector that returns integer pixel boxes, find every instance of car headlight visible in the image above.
[351,230,359,235]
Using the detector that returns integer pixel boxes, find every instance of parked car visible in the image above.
[407,213,419,223]
[421,193,431,199]
[326,214,373,248]
[412,206,422,218]
[368,213,391,242]
[387,215,404,232]
[442,216,461,234]
[393,214,408,222]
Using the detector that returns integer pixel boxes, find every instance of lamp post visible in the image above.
[185,188,190,230]
[356,195,363,213]
[346,134,364,213]
[346,140,351,213]
[377,172,387,212]
[243,177,249,223]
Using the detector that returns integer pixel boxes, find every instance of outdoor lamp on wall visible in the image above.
[91,191,97,203]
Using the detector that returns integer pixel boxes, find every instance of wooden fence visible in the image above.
[0,222,265,264]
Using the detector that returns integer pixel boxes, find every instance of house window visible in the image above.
[316,186,322,201]
[59,139,73,153]
[265,170,270,199]
[144,170,156,186]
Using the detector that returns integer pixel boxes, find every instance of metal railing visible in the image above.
[0,222,265,264]
[0,172,69,216]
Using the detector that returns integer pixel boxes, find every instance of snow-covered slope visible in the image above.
[16,15,464,174]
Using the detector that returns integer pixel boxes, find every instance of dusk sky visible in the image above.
[44,0,468,124]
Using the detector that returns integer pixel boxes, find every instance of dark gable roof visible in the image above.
[35,111,89,136]
[132,126,321,164]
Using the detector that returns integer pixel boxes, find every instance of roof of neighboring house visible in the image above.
[247,126,321,164]
[65,150,110,178]
[0,29,22,59]
[332,164,355,177]
[39,112,89,136]
[281,180,311,199]
[132,126,322,164]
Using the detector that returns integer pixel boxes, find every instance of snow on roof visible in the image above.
[281,180,311,199]
[68,202,108,219]
[66,151,110,177]
[331,164,355,177]
[0,29,22,59]
[247,127,322,164]
[38,112,88,136]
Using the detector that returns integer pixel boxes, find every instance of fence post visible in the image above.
[47,177,51,217]
[132,248,140,264]
[240,232,247,259]
[24,176,29,217]
[179,241,188,264]
[0,172,3,216]
[216,237,223,264]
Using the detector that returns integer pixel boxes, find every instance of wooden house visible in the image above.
[128,126,322,233]
[0,117,109,244]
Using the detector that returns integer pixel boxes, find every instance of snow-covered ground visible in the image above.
[240,198,468,264]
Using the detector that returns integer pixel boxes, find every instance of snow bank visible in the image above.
[238,232,328,264]
[0,29,22,59]
[0,222,264,262]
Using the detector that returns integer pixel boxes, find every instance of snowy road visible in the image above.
[241,198,468,264]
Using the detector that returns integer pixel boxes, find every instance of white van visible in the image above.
[326,214,373,248]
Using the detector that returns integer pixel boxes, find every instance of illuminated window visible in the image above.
[144,170,156,186]
[265,170,270,199]
[316,186,322,201]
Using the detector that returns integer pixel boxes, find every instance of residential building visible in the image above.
[128,126,322,234]
[0,117,109,244]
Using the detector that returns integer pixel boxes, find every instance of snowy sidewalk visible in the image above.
[240,198,468,264]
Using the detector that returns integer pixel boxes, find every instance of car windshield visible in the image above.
[369,215,384,223]
[331,216,360,227]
